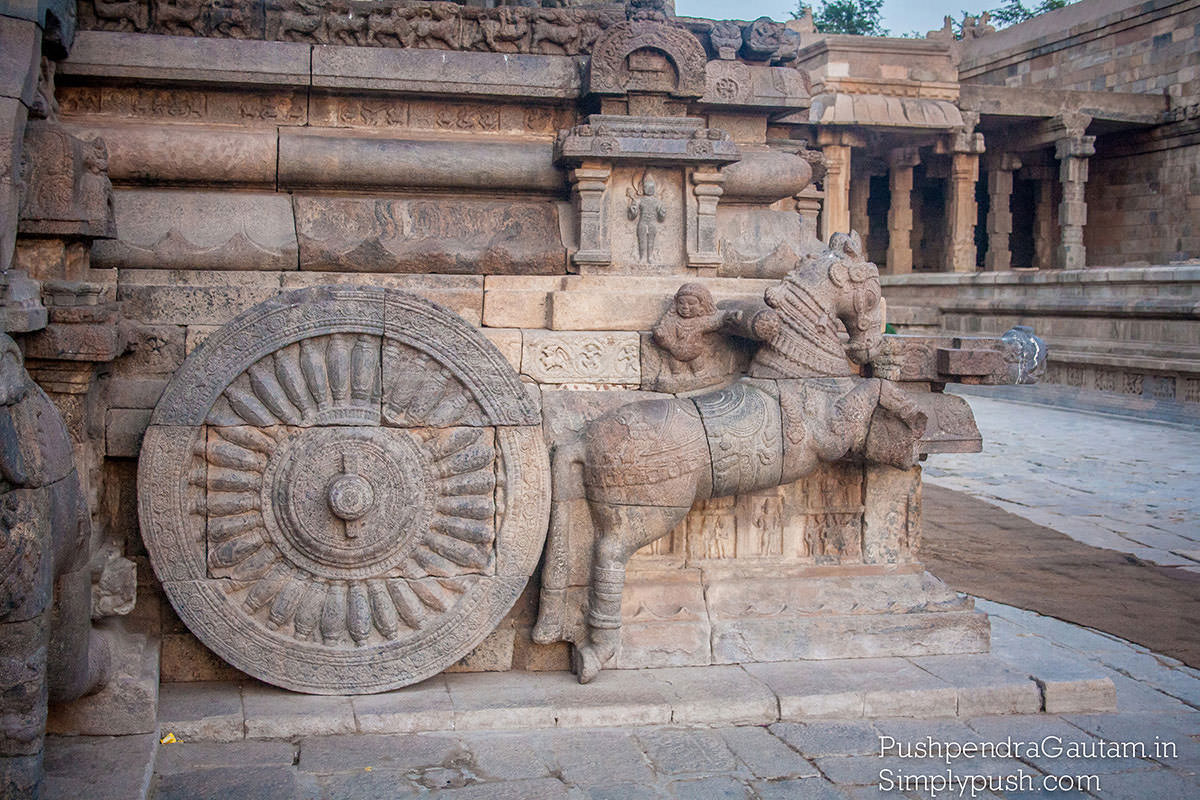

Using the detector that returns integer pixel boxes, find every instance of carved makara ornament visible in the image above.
[138,288,549,693]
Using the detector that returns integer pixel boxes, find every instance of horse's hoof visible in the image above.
[531,616,558,645]
[572,645,601,684]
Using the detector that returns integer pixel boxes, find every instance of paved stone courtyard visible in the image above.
[44,596,1200,799]
[924,393,1200,570]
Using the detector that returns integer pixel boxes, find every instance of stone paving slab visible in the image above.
[924,395,1200,570]
[156,652,1115,742]
[51,597,1200,800]
[42,732,158,800]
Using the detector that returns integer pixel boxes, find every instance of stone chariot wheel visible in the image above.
[138,287,549,694]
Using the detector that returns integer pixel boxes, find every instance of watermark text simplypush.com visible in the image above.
[876,734,1178,797]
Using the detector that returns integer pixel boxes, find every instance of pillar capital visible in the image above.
[816,128,866,148]
[986,152,1023,172]
[888,146,921,170]
[1054,136,1096,160]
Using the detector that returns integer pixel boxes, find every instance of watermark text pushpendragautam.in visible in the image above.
[876,734,1179,797]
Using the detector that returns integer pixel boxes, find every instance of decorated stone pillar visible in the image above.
[688,169,724,268]
[795,184,823,246]
[849,168,870,251]
[1055,136,1095,270]
[940,113,984,272]
[984,153,1022,271]
[818,139,851,241]
[1031,168,1056,270]
[886,147,920,275]
[569,163,612,268]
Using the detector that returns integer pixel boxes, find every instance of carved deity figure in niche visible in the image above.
[627,173,667,264]
[652,283,730,381]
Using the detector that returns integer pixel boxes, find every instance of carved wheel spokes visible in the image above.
[139,288,549,694]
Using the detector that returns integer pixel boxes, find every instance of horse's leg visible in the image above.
[864,379,929,469]
[531,498,572,644]
[574,501,692,683]
[877,379,928,435]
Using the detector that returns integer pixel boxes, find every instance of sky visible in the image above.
[674,0,971,38]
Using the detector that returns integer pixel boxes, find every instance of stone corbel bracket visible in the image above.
[870,327,1048,387]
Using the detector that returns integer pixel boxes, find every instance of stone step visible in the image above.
[43,732,158,800]
[157,653,1116,742]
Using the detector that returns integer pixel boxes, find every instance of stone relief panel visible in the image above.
[138,288,548,693]
[294,197,567,275]
[91,189,298,271]
[76,0,623,53]
[522,331,641,386]
[308,96,575,135]
[58,85,308,126]
[608,167,684,272]
[634,462,869,566]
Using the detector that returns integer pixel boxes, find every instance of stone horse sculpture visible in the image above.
[533,232,940,682]
[0,333,111,798]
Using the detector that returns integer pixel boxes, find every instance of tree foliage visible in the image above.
[987,0,1069,26]
[795,0,888,36]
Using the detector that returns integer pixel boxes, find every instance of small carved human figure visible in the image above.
[627,173,667,264]
[652,283,729,378]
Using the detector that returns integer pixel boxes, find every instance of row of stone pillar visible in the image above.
[816,115,1095,273]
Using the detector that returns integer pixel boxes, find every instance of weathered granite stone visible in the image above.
[587,17,707,99]
[700,60,811,106]
[63,30,312,86]
[92,189,297,271]
[280,133,565,194]
[556,116,739,165]
[282,272,484,327]
[294,196,567,275]
[63,123,279,187]
[0,334,113,795]
[138,289,549,693]
[312,45,586,98]
[521,330,641,385]
[45,622,159,736]
[19,120,116,239]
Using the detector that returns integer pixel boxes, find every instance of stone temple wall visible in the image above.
[881,266,1200,416]
[960,0,1200,266]
[30,0,1029,689]
[44,16,893,683]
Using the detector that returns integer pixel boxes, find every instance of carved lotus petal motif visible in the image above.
[138,287,549,694]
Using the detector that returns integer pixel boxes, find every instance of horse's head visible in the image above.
[824,231,884,365]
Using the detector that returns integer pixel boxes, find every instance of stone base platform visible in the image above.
[158,653,1116,743]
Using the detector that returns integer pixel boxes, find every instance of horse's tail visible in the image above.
[532,436,588,644]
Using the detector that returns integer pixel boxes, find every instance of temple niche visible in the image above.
[3,0,1195,790]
